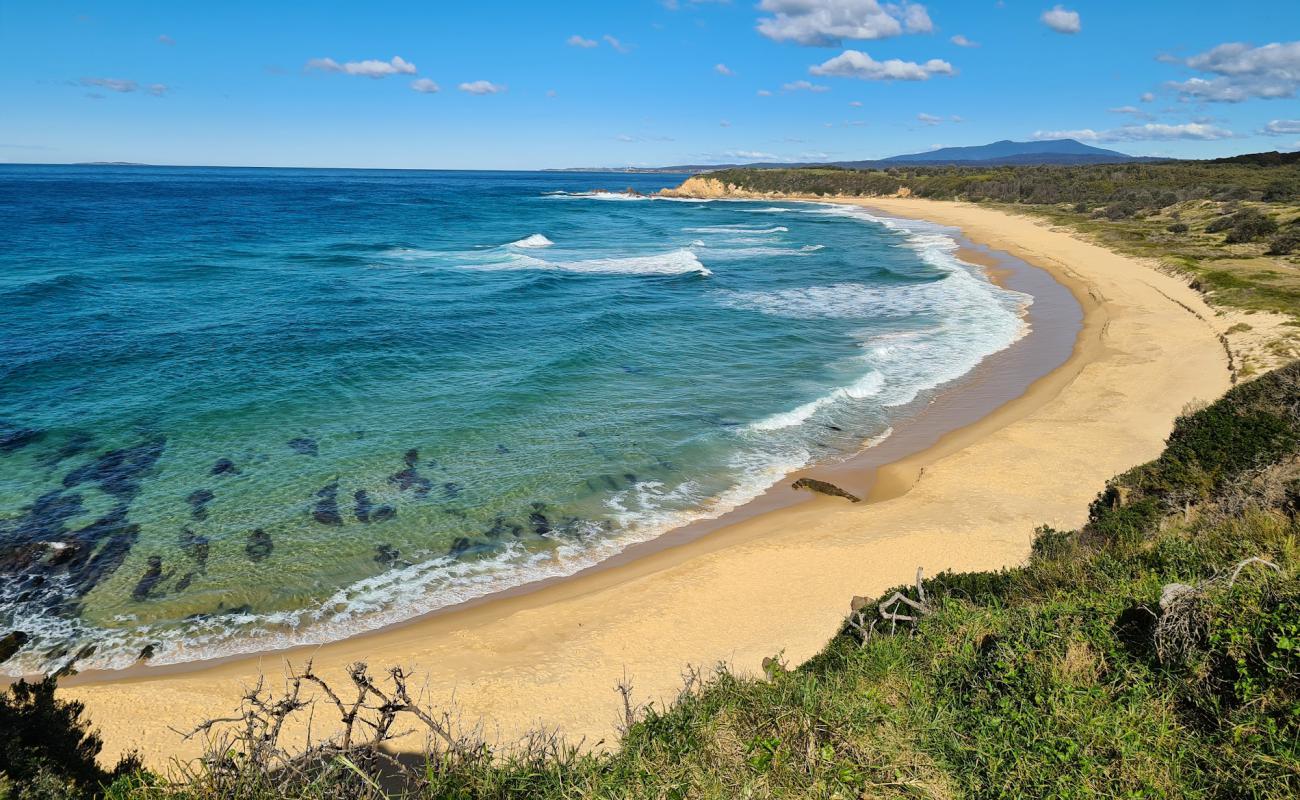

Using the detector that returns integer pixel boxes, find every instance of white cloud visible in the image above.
[757,89,773,96]
[81,77,137,92]
[720,119,732,127]
[567,34,598,48]
[1165,41,1300,103]
[306,56,416,78]
[810,50,955,81]
[756,0,932,47]
[727,150,778,160]
[157,34,174,46]
[849,100,863,106]
[603,34,633,53]
[1032,122,1236,142]
[410,78,440,94]
[1262,119,1300,135]
[546,89,558,98]
[459,80,505,95]
[950,34,978,47]
[147,83,168,97]
[917,112,942,125]
[1140,92,1156,102]
[1041,6,1081,34]
[783,79,830,92]
[1108,105,1154,120]
[950,114,964,122]
[715,63,734,76]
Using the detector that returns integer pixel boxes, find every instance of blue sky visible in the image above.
[2,1,1298,169]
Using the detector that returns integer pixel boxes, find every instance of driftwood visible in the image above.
[171,661,493,798]
[846,567,932,645]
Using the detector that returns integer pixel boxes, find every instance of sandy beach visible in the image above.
[61,194,1233,767]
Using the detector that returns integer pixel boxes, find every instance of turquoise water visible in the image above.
[0,166,1028,674]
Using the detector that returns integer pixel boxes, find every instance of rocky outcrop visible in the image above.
[791,477,862,503]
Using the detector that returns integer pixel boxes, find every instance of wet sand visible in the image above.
[62,195,1232,767]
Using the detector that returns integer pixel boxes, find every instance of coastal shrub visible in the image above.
[1267,229,1300,255]
[0,677,141,800]
[1225,209,1280,243]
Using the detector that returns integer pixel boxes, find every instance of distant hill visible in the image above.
[880,138,1150,165]
[1209,150,1300,166]
[551,138,1165,174]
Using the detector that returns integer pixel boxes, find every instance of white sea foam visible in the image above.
[382,243,710,277]
[688,245,813,261]
[684,225,788,234]
[508,233,554,248]
[723,203,1032,430]
[748,371,886,431]
[466,248,712,277]
[542,190,650,201]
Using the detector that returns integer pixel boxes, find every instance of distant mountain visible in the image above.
[555,138,1165,174]
[881,139,1148,165]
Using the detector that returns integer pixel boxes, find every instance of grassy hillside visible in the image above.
[7,363,1299,798]
[698,159,1300,376]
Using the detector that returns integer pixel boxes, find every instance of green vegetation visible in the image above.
[8,363,1300,798]
[0,677,139,800]
[703,159,1300,341]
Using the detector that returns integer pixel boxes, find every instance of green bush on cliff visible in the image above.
[0,677,141,800]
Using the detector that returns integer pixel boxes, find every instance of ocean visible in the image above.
[0,165,1030,675]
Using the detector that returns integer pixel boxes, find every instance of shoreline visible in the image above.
[60,196,1232,767]
[50,215,1075,680]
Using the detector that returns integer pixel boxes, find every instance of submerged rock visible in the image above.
[354,489,373,523]
[175,572,195,592]
[443,481,463,499]
[0,426,42,453]
[312,482,343,525]
[529,503,551,535]
[245,529,273,561]
[486,515,524,538]
[211,457,240,476]
[62,437,166,500]
[186,488,215,520]
[389,451,433,497]
[0,631,29,664]
[495,443,510,454]
[448,537,473,558]
[791,477,861,503]
[131,555,164,601]
[353,490,394,523]
[179,527,210,571]
[374,544,402,567]
[288,437,319,457]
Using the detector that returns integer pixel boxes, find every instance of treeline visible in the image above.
[705,157,1300,207]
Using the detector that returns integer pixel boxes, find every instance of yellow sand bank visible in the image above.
[64,195,1232,767]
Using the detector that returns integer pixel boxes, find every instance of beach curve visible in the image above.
[60,195,1232,767]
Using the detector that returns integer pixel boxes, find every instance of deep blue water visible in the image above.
[0,165,1027,673]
